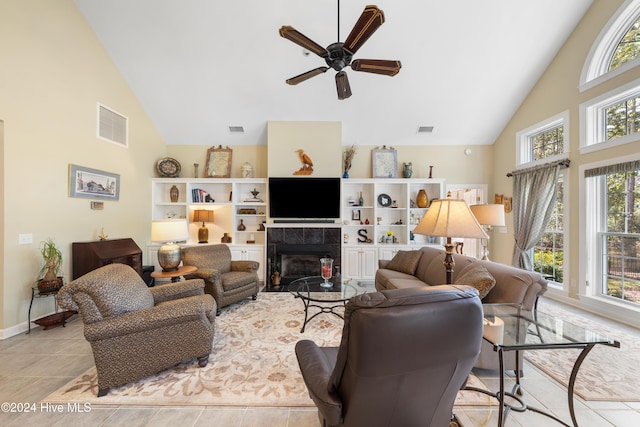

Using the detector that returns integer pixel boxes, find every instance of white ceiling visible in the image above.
[74,0,593,147]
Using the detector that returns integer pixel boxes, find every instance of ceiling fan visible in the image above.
[279,4,401,100]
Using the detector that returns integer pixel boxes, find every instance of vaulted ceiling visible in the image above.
[74,0,593,147]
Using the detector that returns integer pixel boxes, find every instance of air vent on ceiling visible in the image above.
[228,126,245,133]
[417,126,434,133]
[97,103,128,147]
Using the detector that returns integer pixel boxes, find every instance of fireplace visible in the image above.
[276,244,332,285]
[266,226,341,288]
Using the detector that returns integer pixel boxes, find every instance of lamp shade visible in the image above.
[470,204,505,227]
[151,219,188,272]
[151,219,188,243]
[193,209,214,224]
[413,198,488,240]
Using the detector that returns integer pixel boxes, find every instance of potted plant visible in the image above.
[37,238,63,293]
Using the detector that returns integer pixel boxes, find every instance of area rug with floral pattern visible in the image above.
[43,292,489,407]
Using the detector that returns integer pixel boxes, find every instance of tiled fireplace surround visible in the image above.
[266,226,341,288]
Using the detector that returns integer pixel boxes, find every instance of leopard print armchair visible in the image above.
[56,263,215,397]
[181,244,259,315]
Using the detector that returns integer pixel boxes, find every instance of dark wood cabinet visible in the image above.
[72,238,143,280]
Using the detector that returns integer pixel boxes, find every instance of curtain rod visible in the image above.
[507,158,570,177]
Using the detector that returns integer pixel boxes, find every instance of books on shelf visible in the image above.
[191,188,212,203]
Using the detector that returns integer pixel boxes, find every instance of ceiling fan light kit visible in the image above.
[279,4,401,100]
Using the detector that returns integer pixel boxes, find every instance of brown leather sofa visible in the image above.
[375,245,547,372]
[182,244,259,315]
[56,263,215,396]
[295,285,483,427]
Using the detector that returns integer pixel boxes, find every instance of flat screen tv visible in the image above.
[269,177,341,221]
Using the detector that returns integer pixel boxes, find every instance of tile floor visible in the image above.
[1,298,640,426]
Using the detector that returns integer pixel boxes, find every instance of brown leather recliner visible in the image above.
[295,285,483,427]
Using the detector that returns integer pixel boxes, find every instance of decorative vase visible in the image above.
[221,232,232,243]
[170,185,179,203]
[237,219,246,231]
[402,162,412,178]
[343,171,349,178]
[416,189,429,208]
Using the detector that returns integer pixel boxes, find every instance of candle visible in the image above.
[322,265,331,278]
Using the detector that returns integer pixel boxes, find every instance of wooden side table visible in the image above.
[151,265,198,283]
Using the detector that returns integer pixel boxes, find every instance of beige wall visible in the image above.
[0,0,167,334]
[491,0,640,305]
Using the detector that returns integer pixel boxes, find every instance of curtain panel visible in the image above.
[511,162,562,269]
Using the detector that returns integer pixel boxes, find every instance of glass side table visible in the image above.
[465,304,620,427]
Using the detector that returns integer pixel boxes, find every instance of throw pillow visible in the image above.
[385,250,423,275]
[455,263,496,299]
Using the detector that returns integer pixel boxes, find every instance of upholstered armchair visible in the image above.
[56,263,215,397]
[181,244,259,314]
[295,285,483,427]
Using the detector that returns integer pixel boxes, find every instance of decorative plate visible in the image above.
[377,193,392,207]
[156,157,181,178]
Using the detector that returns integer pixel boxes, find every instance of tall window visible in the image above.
[516,114,568,284]
[533,178,564,284]
[585,160,640,304]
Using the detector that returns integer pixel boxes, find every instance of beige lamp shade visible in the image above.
[193,209,214,224]
[469,204,505,227]
[413,198,488,240]
[151,219,188,243]
[151,219,188,271]
[413,195,488,284]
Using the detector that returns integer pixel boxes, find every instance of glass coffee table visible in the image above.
[466,304,620,427]
[287,276,368,333]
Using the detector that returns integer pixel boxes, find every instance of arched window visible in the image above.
[581,0,640,91]
[610,15,640,71]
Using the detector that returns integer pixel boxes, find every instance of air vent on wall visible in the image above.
[97,103,128,147]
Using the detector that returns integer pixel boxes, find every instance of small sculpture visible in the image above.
[99,228,108,240]
[294,149,314,175]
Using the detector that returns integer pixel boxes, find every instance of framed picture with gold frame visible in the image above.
[205,145,232,178]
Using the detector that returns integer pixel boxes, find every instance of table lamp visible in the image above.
[413,193,488,284]
[470,204,506,260]
[151,219,188,271]
[193,209,214,243]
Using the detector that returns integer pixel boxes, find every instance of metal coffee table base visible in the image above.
[465,344,598,427]
[296,296,346,333]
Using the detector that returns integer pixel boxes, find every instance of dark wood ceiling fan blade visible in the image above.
[351,59,402,76]
[335,71,352,100]
[286,67,329,85]
[279,26,329,58]
[343,5,385,55]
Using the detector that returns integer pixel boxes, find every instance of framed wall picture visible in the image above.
[371,147,398,178]
[352,209,361,221]
[69,164,120,200]
[205,145,232,178]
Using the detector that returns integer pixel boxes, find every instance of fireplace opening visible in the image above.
[275,244,332,286]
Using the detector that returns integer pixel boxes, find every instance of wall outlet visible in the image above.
[18,233,33,244]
